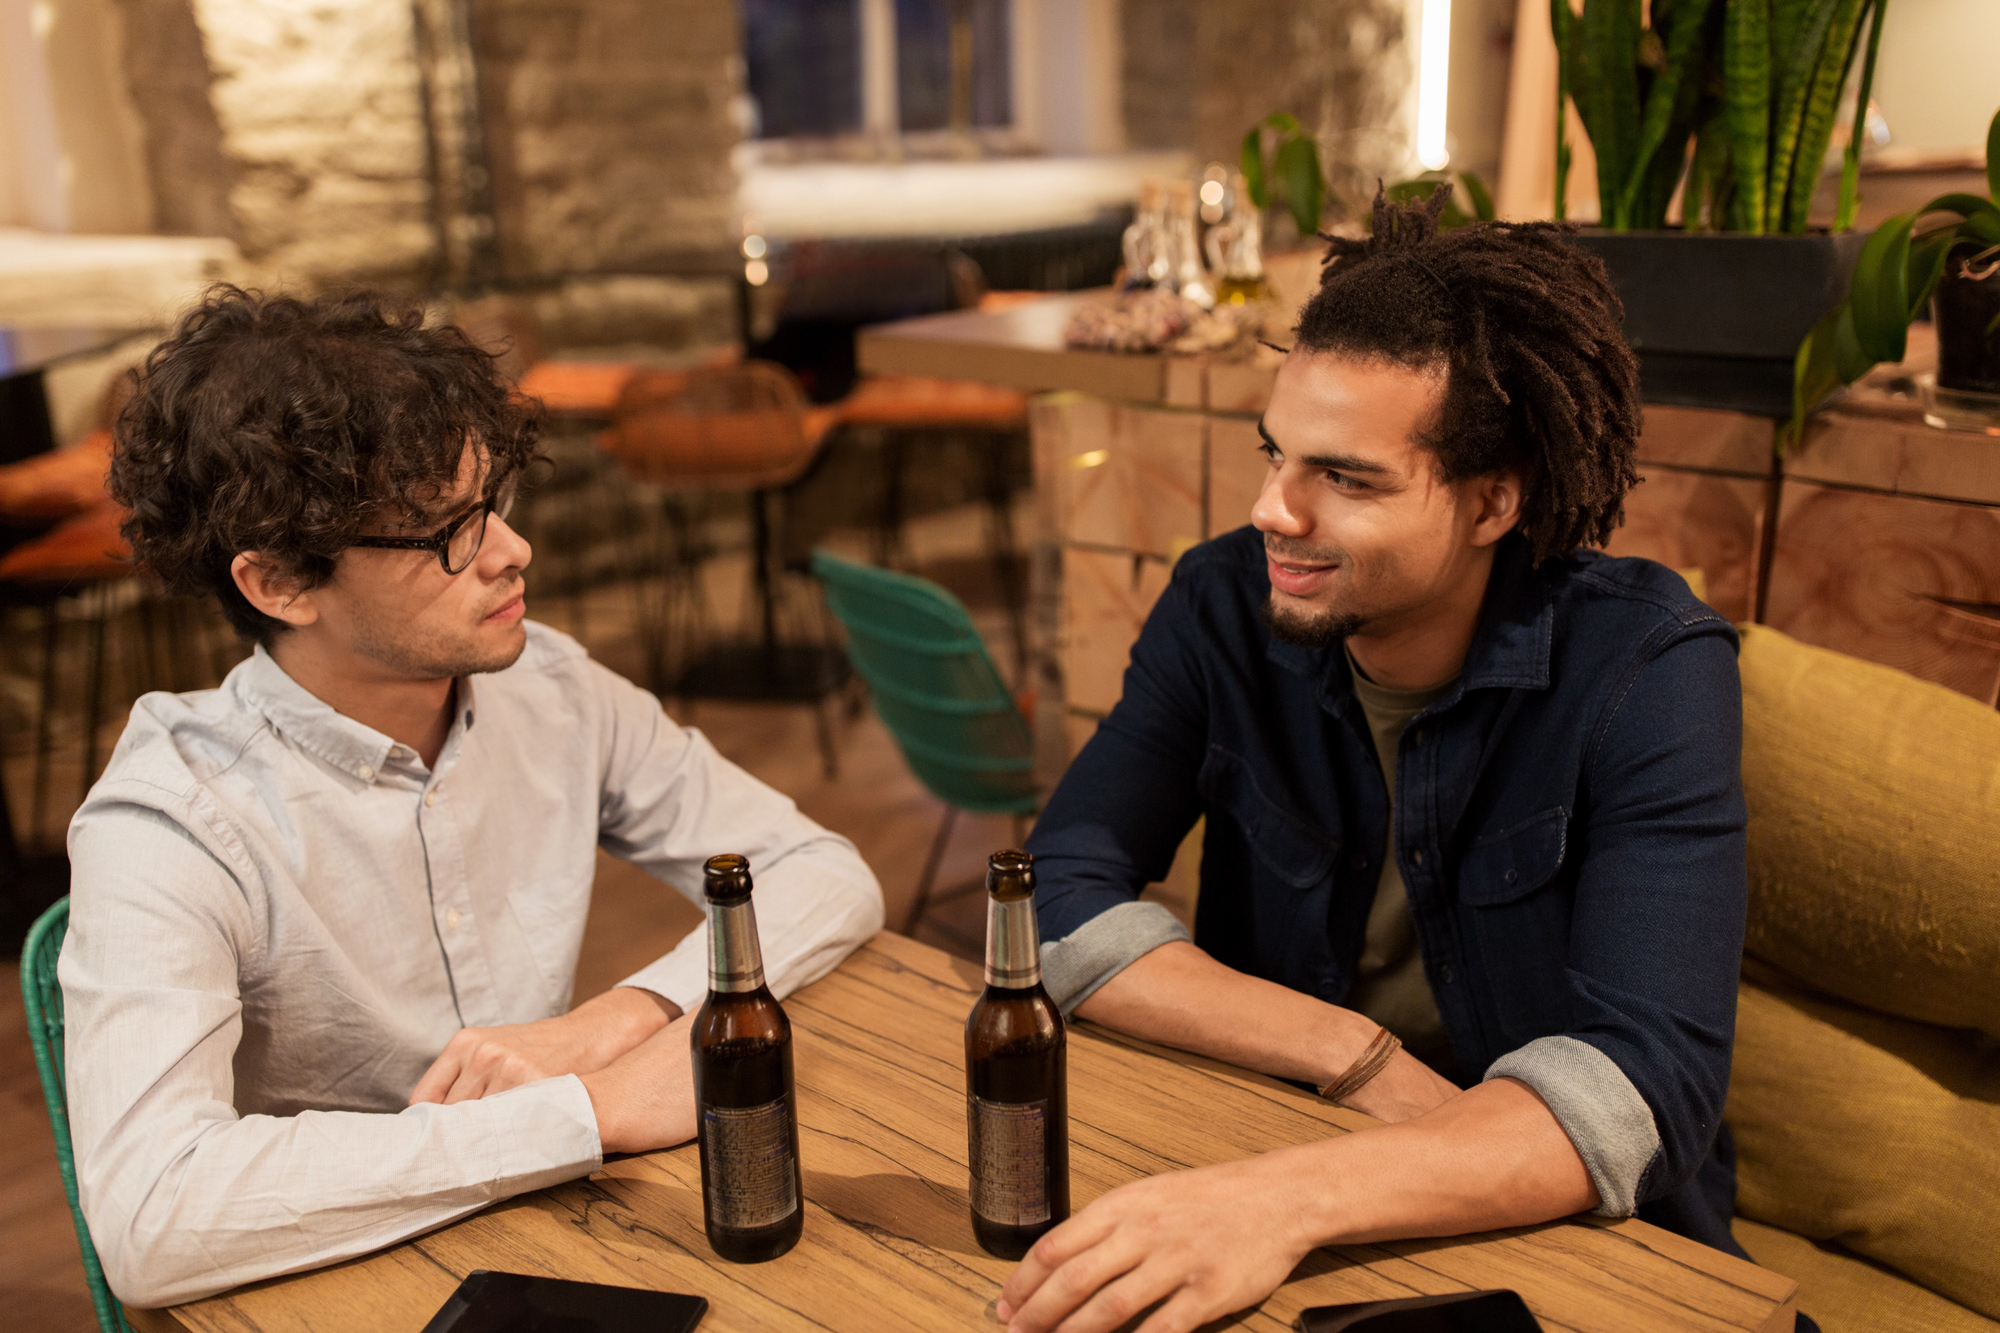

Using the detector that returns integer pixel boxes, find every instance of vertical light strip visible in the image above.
[1416,0,1453,170]
[860,0,899,136]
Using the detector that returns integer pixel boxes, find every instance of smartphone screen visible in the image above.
[420,1270,708,1333]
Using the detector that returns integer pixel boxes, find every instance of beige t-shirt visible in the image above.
[1343,647,1456,1072]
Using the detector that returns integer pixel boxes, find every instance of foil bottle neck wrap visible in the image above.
[708,898,766,993]
[984,896,1041,989]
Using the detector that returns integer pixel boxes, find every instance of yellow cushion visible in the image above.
[1727,973,2000,1318]
[1737,624,2000,1037]
[1733,1218,1999,1333]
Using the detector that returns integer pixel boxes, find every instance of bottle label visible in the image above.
[968,1095,1050,1227]
[701,1099,798,1230]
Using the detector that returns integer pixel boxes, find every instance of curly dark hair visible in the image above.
[1295,187,1641,561]
[109,285,542,641]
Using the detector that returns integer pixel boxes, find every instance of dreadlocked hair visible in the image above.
[1294,185,1641,562]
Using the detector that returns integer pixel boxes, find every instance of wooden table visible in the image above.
[130,934,1797,1333]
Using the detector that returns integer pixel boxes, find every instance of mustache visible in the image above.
[1263,534,1345,565]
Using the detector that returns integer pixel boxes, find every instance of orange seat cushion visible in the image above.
[600,409,820,490]
[0,431,113,521]
[517,361,641,417]
[0,501,133,584]
[837,375,1028,430]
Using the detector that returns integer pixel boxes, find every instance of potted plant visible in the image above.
[1552,0,1887,416]
[1793,109,2000,438]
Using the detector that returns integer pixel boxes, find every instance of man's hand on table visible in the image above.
[996,1150,1316,1333]
[409,986,680,1106]
[997,1078,1600,1333]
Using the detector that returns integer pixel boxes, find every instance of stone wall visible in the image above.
[1122,0,1414,223]
[475,0,742,282]
[105,0,741,318]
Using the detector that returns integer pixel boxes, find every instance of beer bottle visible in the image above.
[964,849,1069,1259]
[692,854,803,1262]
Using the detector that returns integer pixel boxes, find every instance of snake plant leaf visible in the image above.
[1723,0,1772,232]
[1580,0,1646,227]
[1835,0,1886,230]
[1988,109,2000,206]
[1275,134,1325,236]
[1620,0,1721,227]
[1848,213,1914,363]
[1782,0,1870,232]
[1766,0,1844,232]
[1552,0,1575,219]
[1462,172,1497,222]
[1240,127,1267,209]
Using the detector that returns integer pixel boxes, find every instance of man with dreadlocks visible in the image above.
[997,190,1753,1333]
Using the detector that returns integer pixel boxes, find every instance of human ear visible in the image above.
[230,552,320,628]
[1467,471,1525,547]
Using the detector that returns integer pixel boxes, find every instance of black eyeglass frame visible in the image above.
[346,486,517,575]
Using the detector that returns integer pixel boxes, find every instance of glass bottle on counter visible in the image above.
[692,853,804,1263]
[1205,170,1272,305]
[964,849,1069,1260]
[1165,178,1216,307]
[1121,178,1170,290]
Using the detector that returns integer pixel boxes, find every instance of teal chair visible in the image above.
[811,549,1039,934]
[22,896,134,1333]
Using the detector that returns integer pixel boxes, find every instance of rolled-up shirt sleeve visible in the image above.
[63,797,604,1309]
[1028,570,1209,993]
[1482,631,1747,1216]
[589,661,884,1014]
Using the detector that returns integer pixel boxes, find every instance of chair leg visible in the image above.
[29,601,59,850]
[80,586,110,802]
[813,694,839,781]
[908,805,959,936]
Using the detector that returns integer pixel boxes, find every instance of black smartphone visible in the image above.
[1295,1289,1544,1333]
[420,1270,708,1333]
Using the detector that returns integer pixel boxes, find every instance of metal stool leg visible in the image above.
[29,600,59,851]
[908,805,959,935]
[80,585,110,802]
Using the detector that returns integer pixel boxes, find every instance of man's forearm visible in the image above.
[1073,940,1456,1121]
[1289,1076,1600,1244]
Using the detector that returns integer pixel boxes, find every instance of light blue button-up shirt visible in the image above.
[60,622,883,1306]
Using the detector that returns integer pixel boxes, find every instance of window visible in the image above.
[741,0,1012,141]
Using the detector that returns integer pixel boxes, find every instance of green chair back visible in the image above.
[811,549,1037,815]
[22,897,133,1333]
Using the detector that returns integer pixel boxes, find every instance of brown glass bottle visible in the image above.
[692,854,803,1263]
[964,849,1069,1259]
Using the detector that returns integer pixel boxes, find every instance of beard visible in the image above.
[347,591,528,680]
[1261,594,1364,648]
[1261,533,1366,647]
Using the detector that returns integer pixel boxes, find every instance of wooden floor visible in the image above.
[0,507,1030,1330]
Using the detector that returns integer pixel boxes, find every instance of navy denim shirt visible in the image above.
[1028,526,1748,1253]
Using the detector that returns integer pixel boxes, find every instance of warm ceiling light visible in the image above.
[1199,180,1225,208]
[1416,0,1452,171]
[745,258,770,286]
[742,234,767,259]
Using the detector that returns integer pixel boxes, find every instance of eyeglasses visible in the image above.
[347,480,518,575]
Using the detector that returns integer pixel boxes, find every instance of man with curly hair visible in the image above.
[60,287,883,1306]
[998,191,1754,1333]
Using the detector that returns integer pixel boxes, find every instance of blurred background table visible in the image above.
[128,932,1798,1333]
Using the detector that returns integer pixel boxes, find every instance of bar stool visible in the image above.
[836,374,1032,679]
[598,362,851,775]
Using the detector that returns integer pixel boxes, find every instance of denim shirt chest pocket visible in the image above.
[1456,805,1574,1035]
[1197,745,1343,984]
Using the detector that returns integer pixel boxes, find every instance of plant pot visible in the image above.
[1933,260,2000,394]
[1572,229,1869,417]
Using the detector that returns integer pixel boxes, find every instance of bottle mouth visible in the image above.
[986,848,1035,902]
[704,853,754,902]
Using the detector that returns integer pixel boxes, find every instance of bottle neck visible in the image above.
[708,898,766,993]
[984,895,1041,990]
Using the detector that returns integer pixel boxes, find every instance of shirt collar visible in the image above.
[234,645,482,784]
[1264,532,1555,711]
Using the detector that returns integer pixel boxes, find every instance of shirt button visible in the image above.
[425,789,437,807]
[446,908,462,929]
[1439,963,1455,984]
[355,764,374,781]
[1411,848,1425,866]
[1349,852,1369,871]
